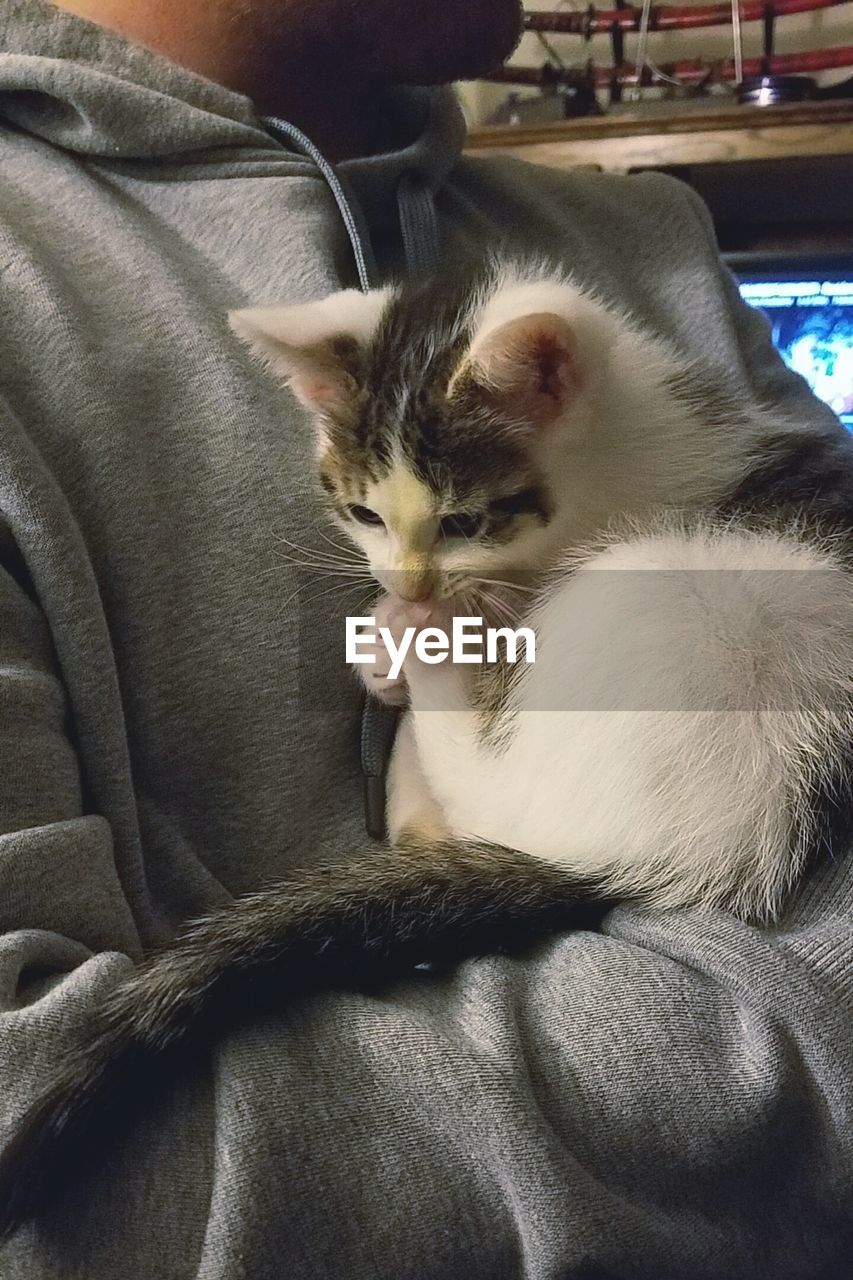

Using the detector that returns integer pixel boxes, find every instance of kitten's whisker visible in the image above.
[496,599,523,629]
[273,534,364,567]
[467,586,494,625]
[470,576,540,596]
[476,589,520,631]
[316,527,362,557]
[273,555,364,577]
[276,577,377,617]
[256,561,363,583]
[271,564,375,586]
[353,587,382,614]
[272,549,371,574]
[280,550,364,569]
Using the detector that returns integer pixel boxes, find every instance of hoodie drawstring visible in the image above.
[264,114,444,839]
[263,116,443,285]
[396,171,442,279]
[263,115,380,291]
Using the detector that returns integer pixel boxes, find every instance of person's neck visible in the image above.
[51,0,384,160]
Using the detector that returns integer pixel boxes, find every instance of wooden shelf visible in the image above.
[465,98,853,172]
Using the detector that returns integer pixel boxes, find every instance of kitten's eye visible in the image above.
[439,512,484,540]
[349,505,385,528]
[489,487,548,520]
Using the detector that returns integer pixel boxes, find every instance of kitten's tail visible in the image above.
[0,842,597,1239]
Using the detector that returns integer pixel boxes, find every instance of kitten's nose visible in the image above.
[393,568,435,603]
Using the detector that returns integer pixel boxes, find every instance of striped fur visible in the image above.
[0,845,598,1237]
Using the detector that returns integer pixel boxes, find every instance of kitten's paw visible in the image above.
[363,667,409,706]
[393,599,452,640]
[355,593,410,705]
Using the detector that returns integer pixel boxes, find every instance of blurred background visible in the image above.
[455,1,853,429]
[458,0,853,124]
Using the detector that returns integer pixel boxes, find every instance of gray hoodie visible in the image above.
[0,2,850,1277]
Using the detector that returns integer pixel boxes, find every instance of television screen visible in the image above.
[729,256,853,431]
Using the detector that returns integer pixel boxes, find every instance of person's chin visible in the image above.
[385,0,524,86]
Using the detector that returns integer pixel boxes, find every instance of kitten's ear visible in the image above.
[458,311,582,430]
[450,281,611,433]
[229,288,392,420]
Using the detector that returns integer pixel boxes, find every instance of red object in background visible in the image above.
[525,0,849,35]
[483,46,853,88]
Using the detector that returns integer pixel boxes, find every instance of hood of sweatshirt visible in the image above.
[0,1,474,872]
[0,0,467,232]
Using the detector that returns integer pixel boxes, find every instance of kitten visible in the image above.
[2,261,853,1235]
[235,261,853,918]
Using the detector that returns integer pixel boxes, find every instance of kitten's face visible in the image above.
[317,384,555,604]
[321,441,553,605]
[231,271,609,606]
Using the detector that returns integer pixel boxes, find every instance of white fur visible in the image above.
[465,277,615,391]
[229,287,394,369]
[459,268,805,556]
[385,716,449,845]
[229,287,395,424]
[401,523,853,920]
